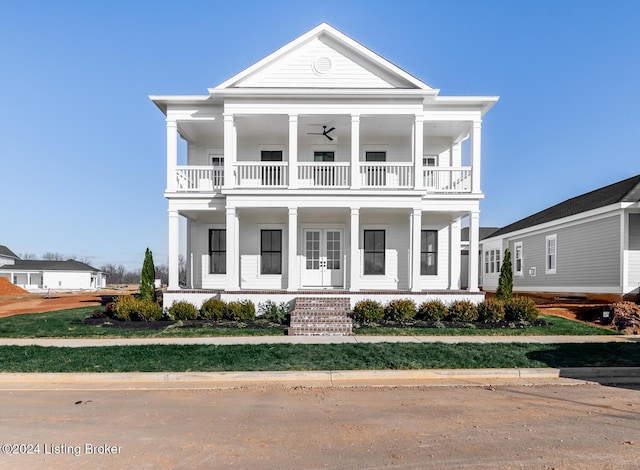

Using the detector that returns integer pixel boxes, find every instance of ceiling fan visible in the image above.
[307,125,335,141]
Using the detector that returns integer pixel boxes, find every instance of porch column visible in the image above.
[166,119,178,191]
[471,120,482,194]
[168,209,180,290]
[449,219,461,289]
[410,208,422,292]
[288,115,298,189]
[287,208,298,290]
[468,211,480,292]
[350,208,360,291]
[226,207,239,290]
[350,115,360,189]
[413,115,424,190]
[223,113,235,189]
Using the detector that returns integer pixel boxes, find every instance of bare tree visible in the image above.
[42,252,67,261]
[19,253,37,260]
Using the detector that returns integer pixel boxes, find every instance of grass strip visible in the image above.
[0,343,638,373]
[0,308,618,338]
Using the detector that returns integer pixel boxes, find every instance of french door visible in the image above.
[302,228,343,287]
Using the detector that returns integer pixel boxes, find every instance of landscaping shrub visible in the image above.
[112,295,162,321]
[168,301,198,321]
[200,298,227,320]
[504,297,539,321]
[225,300,256,321]
[136,300,163,321]
[140,248,157,303]
[416,300,448,321]
[352,300,384,324]
[112,295,138,321]
[477,298,505,323]
[448,300,479,322]
[384,299,416,322]
[258,300,289,324]
[496,248,513,301]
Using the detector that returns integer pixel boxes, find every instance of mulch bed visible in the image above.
[355,319,549,330]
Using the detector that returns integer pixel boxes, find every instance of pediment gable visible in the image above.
[214,23,432,91]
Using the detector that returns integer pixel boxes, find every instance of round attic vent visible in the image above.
[312,56,332,75]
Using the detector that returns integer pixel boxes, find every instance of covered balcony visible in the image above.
[166,113,481,194]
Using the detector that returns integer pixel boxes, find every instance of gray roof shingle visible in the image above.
[0,245,20,260]
[0,259,101,272]
[488,174,640,238]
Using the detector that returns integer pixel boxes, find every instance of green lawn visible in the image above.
[0,342,637,372]
[0,307,618,338]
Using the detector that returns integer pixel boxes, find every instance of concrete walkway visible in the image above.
[0,334,637,347]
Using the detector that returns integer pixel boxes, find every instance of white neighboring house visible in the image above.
[151,23,498,308]
[480,174,640,301]
[0,246,106,292]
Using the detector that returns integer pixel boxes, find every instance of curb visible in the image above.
[1,367,638,390]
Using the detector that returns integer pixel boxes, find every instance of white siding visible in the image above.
[628,213,640,287]
[236,38,396,89]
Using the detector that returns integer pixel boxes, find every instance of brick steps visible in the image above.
[288,297,353,336]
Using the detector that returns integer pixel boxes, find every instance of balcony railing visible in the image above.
[359,163,413,188]
[298,162,350,188]
[235,162,288,187]
[172,163,473,193]
[176,166,223,191]
[423,167,472,192]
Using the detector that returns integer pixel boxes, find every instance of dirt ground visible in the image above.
[0,384,638,469]
[0,288,137,318]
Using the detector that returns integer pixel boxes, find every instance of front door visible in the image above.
[302,228,343,287]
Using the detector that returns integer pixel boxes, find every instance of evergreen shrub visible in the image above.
[168,301,198,321]
[200,298,227,320]
[505,297,539,321]
[258,300,289,324]
[384,299,416,322]
[477,298,505,323]
[448,300,479,322]
[225,300,256,321]
[416,300,448,321]
[352,300,384,324]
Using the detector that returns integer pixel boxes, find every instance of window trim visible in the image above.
[545,234,557,274]
[208,228,227,275]
[363,229,385,275]
[514,242,523,276]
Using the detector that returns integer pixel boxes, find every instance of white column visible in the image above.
[471,120,482,194]
[411,209,422,292]
[288,115,298,189]
[468,211,480,292]
[166,119,178,191]
[413,115,424,189]
[226,207,239,290]
[449,219,461,289]
[287,208,298,290]
[168,209,180,290]
[223,113,235,189]
[350,115,360,189]
[349,208,360,291]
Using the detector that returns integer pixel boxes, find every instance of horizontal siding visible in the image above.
[238,39,394,89]
[512,215,620,289]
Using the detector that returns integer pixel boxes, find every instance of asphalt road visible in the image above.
[1,383,638,469]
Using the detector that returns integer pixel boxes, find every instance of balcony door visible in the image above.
[261,150,283,186]
[365,151,386,186]
[302,228,343,288]
[313,151,335,186]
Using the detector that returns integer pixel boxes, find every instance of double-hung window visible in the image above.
[363,230,385,275]
[514,242,523,275]
[546,235,557,274]
[209,229,226,274]
[260,230,282,274]
[421,230,438,275]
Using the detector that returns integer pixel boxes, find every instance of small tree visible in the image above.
[140,248,156,302]
[496,248,513,301]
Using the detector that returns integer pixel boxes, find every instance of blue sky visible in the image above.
[1,1,638,270]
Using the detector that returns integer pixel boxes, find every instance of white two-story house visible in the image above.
[152,23,498,309]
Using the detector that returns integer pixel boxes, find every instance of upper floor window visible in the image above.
[514,242,523,276]
[365,152,386,186]
[546,235,557,274]
[314,151,334,162]
[421,230,438,275]
[260,150,283,161]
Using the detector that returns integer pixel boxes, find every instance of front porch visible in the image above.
[163,289,485,310]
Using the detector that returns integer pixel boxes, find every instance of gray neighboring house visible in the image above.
[480,174,640,300]
[0,246,106,292]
